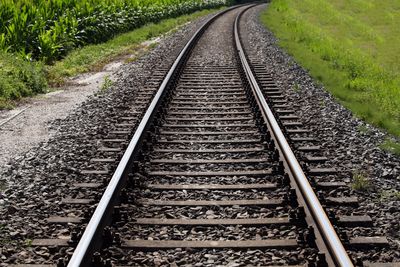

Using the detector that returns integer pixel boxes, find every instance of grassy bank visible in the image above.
[261,0,400,137]
[0,7,222,108]
[0,51,47,108]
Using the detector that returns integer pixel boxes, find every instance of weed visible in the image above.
[288,60,296,68]
[379,189,400,201]
[0,51,47,105]
[100,76,113,93]
[25,239,33,247]
[379,138,400,156]
[357,124,370,134]
[0,238,11,246]
[351,170,371,191]
[292,83,301,92]
[0,224,12,246]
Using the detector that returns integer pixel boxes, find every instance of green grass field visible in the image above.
[261,0,400,138]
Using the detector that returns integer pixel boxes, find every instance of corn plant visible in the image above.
[0,0,228,62]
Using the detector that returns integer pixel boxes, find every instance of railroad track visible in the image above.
[15,4,393,267]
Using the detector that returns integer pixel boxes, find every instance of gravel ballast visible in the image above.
[104,7,316,266]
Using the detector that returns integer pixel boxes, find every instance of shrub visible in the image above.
[0,51,47,107]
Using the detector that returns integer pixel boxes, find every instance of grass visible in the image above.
[351,170,371,191]
[0,51,47,108]
[379,189,400,202]
[25,239,33,247]
[357,124,371,134]
[261,0,400,137]
[380,138,400,156]
[100,75,114,93]
[292,83,301,92]
[47,7,223,86]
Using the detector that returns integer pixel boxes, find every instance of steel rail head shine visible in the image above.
[67,5,242,267]
[233,6,354,267]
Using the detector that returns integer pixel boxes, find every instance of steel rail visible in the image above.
[67,5,241,267]
[233,5,354,267]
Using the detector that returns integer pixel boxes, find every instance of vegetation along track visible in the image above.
[13,4,396,267]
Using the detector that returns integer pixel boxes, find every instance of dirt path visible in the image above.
[0,69,111,169]
[0,39,161,171]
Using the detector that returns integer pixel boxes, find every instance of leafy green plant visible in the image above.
[0,0,227,62]
[0,33,8,51]
[25,239,33,247]
[351,170,371,191]
[100,75,113,92]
